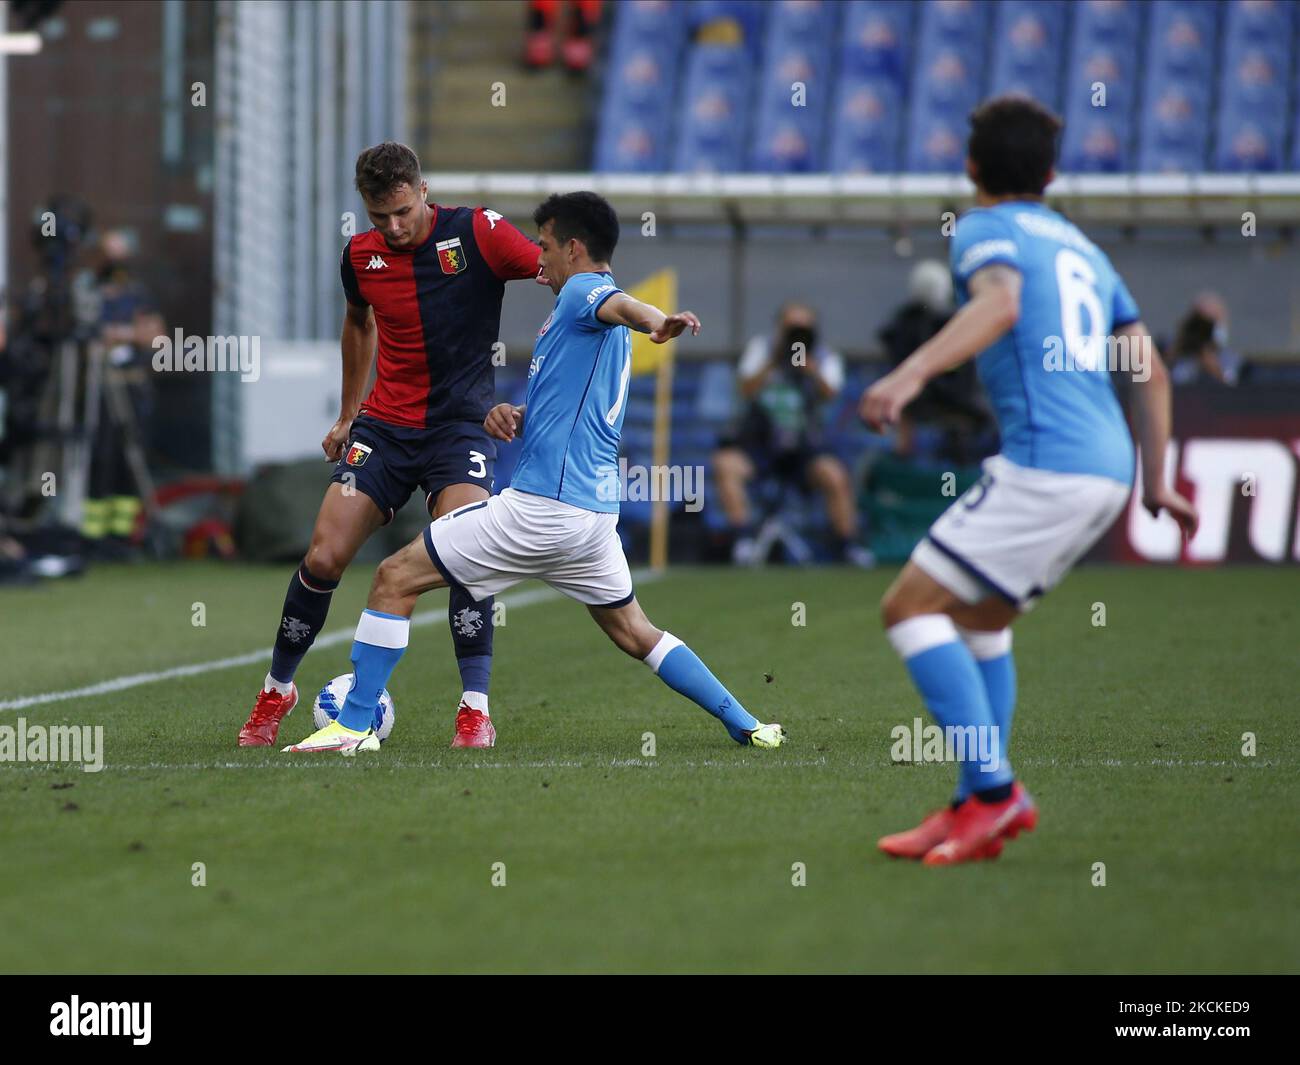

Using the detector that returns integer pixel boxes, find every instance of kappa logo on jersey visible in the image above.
[366,255,388,270]
[437,237,467,275]
[345,441,373,467]
[482,209,503,230]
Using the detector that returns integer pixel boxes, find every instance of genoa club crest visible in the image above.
[436,237,467,275]
[345,442,372,467]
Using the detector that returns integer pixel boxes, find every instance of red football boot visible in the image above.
[923,783,1037,866]
[878,807,957,860]
[238,683,298,747]
[450,703,496,749]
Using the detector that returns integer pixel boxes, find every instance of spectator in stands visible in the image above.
[523,0,602,72]
[878,260,991,463]
[1169,291,1242,386]
[712,302,873,567]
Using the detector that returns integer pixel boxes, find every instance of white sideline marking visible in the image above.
[3,571,661,714]
[1,757,1281,774]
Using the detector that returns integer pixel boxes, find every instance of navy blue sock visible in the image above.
[269,563,338,684]
[449,586,493,702]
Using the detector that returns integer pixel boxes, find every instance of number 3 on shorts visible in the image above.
[468,450,487,478]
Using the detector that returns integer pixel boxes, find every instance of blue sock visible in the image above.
[645,633,759,743]
[449,586,493,704]
[336,609,409,732]
[269,563,338,684]
[953,628,1017,802]
[887,615,1012,798]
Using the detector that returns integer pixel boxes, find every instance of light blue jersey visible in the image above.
[510,271,631,513]
[950,201,1139,486]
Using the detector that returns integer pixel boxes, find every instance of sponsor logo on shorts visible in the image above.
[345,442,372,467]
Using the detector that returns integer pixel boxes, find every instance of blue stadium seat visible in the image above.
[1214,1,1295,171]
[749,3,838,172]
[1136,2,1220,173]
[1060,1,1145,171]
[989,0,1068,109]
[671,44,753,173]
[828,74,904,172]
[841,0,914,84]
[690,0,769,57]
[593,1,686,171]
[905,1,991,171]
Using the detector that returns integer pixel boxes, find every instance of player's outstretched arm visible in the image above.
[1115,321,1198,540]
[596,293,701,343]
[860,264,1020,431]
[323,301,377,461]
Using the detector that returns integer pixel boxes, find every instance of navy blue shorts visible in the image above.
[329,415,497,522]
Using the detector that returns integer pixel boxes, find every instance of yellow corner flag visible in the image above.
[626,269,678,570]
[629,268,678,375]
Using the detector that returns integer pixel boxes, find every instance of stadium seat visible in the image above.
[840,0,914,85]
[689,0,769,57]
[828,74,904,172]
[671,44,753,173]
[1060,1,1146,171]
[593,1,686,171]
[1137,2,1220,173]
[749,3,838,172]
[905,1,991,171]
[989,0,1068,109]
[1213,1,1295,171]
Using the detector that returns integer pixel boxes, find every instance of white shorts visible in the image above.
[911,454,1131,611]
[424,488,635,608]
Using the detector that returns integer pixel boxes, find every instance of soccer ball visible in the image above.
[313,674,396,742]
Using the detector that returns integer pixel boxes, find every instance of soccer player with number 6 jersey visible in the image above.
[861,96,1199,865]
[283,191,786,755]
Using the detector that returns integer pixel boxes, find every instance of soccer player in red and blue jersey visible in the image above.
[237,141,540,750]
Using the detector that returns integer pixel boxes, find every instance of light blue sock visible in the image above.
[953,628,1017,802]
[646,633,760,743]
[337,609,409,732]
[887,615,1012,798]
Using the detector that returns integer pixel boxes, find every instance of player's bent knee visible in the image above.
[305,541,348,583]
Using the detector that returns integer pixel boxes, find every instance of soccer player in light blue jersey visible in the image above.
[285,191,786,754]
[861,97,1198,865]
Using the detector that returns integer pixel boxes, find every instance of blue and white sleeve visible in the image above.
[949,211,1021,285]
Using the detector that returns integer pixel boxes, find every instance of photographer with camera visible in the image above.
[712,302,872,567]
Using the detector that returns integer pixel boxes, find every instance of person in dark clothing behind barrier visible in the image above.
[878,260,991,464]
[712,302,873,567]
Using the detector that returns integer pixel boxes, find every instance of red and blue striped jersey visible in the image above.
[340,204,538,428]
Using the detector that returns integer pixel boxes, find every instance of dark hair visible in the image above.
[355,142,422,201]
[967,95,1063,197]
[532,191,619,263]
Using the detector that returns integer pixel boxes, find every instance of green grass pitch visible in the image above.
[1,561,1296,973]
